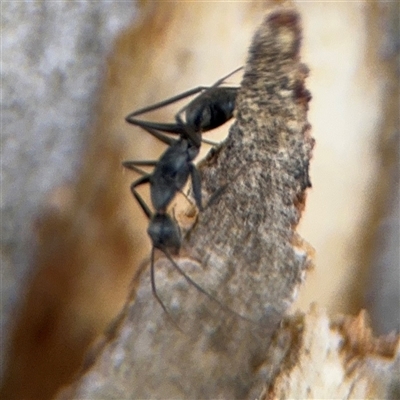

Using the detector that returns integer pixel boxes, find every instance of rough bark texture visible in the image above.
[57,9,314,400]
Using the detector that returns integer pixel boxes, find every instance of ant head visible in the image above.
[148,213,181,255]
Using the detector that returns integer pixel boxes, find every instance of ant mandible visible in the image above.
[123,67,244,324]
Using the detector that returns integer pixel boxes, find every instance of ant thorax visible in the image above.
[149,139,197,212]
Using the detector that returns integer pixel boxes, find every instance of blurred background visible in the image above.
[1,1,398,399]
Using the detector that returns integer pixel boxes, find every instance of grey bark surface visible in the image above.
[1,1,135,380]
[58,9,314,400]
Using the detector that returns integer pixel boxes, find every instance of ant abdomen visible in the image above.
[185,87,238,133]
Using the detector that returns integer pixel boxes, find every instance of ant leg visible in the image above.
[139,126,176,146]
[209,66,243,89]
[201,137,220,147]
[127,120,183,143]
[126,86,210,121]
[162,250,256,325]
[129,165,148,176]
[150,247,183,332]
[205,185,228,209]
[130,175,152,219]
[189,164,203,211]
[130,120,214,147]
[176,189,195,207]
[123,160,157,176]
[205,167,245,209]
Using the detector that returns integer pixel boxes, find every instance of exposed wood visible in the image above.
[262,306,400,400]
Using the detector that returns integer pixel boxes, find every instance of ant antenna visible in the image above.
[175,66,243,122]
[150,247,184,332]
[210,66,243,88]
[162,249,257,325]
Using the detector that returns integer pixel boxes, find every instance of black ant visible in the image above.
[123,68,245,325]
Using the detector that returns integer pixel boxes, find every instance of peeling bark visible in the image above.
[262,307,400,400]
